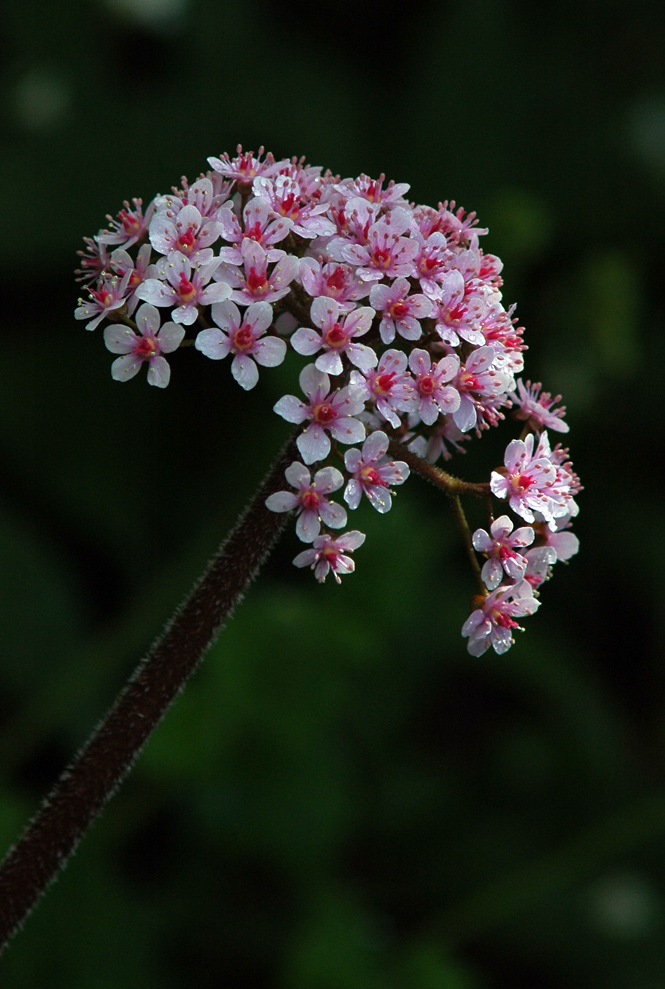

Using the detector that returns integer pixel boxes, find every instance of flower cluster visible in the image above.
[75,147,581,654]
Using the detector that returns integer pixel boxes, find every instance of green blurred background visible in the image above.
[2,0,665,985]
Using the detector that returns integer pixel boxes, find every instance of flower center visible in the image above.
[323,324,348,350]
[133,336,157,359]
[360,466,384,486]
[390,301,408,319]
[301,490,321,512]
[177,272,197,303]
[510,472,533,493]
[233,325,254,352]
[176,228,196,253]
[458,372,479,392]
[246,266,268,296]
[418,374,435,396]
[326,268,346,294]
[313,403,336,426]
[373,246,391,269]
[374,372,396,395]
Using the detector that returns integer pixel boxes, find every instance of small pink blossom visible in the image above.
[428,271,485,347]
[207,146,282,188]
[273,364,366,464]
[349,349,415,428]
[510,380,569,433]
[343,431,409,513]
[411,230,453,295]
[136,254,231,324]
[341,207,418,282]
[253,174,335,239]
[265,462,347,542]
[148,203,221,266]
[195,301,286,390]
[490,431,571,527]
[293,530,366,583]
[523,546,558,590]
[214,240,299,305]
[461,581,540,656]
[334,173,410,208]
[450,346,511,433]
[472,515,535,590]
[217,197,292,265]
[290,298,377,376]
[75,270,132,330]
[103,303,185,387]
[97,197,155,250]
[369,278,432,344]
[299,258,369,311]
[409,349,461,426]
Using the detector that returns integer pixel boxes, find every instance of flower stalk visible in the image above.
[0,433,298,952]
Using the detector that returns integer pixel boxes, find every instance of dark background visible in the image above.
[2,0,665,985]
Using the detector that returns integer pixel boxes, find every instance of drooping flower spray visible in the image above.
[0,148,580,948]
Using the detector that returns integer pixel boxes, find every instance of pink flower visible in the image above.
[136,254,231,325]
[109,244,156,308]
[450,346,511,433]
[273,364,366,464]
[207,145,282,188]
[252,174,335,239]
[490,431,572,527]
[472,515,535,590]
[411,230,453,296]
[265,462,347,542]
[341,207,418,282]
[409,349,461,426]
[75,270,132,330]
[523,546,558,590]
[349,349,414,428]
[369,278,432,344]
[299,258,369,311]
[214,240,299,305]
[509,380,569,433]
[97,197,155,250]
[103,303,185,387]
[343,431,409,513]
[217,197,293,265]
[148,203,221,266]
[290,298,377,376]
[334,173,410,208]
[461,581,540,656]
[427,271,485,347]
[293,530,366,583]
[195,301,286,390]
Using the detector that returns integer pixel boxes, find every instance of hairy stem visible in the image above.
[0,433,298,952]
[388,441,491,498]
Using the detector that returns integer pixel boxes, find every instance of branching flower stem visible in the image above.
[0,433,299,953]
[390,441,489,594]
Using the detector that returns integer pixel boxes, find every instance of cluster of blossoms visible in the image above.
[75,147,581,656]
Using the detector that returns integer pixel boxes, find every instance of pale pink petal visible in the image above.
[146,356,171,388]
[231,354,259,390]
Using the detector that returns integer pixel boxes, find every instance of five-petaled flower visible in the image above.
[103,303,185,388]
[273,364,366,465]
[195,300,286,390]
[265,463,347,542]
[293,530,366,583]
[461,581,540,656]
[343,431,409,513]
